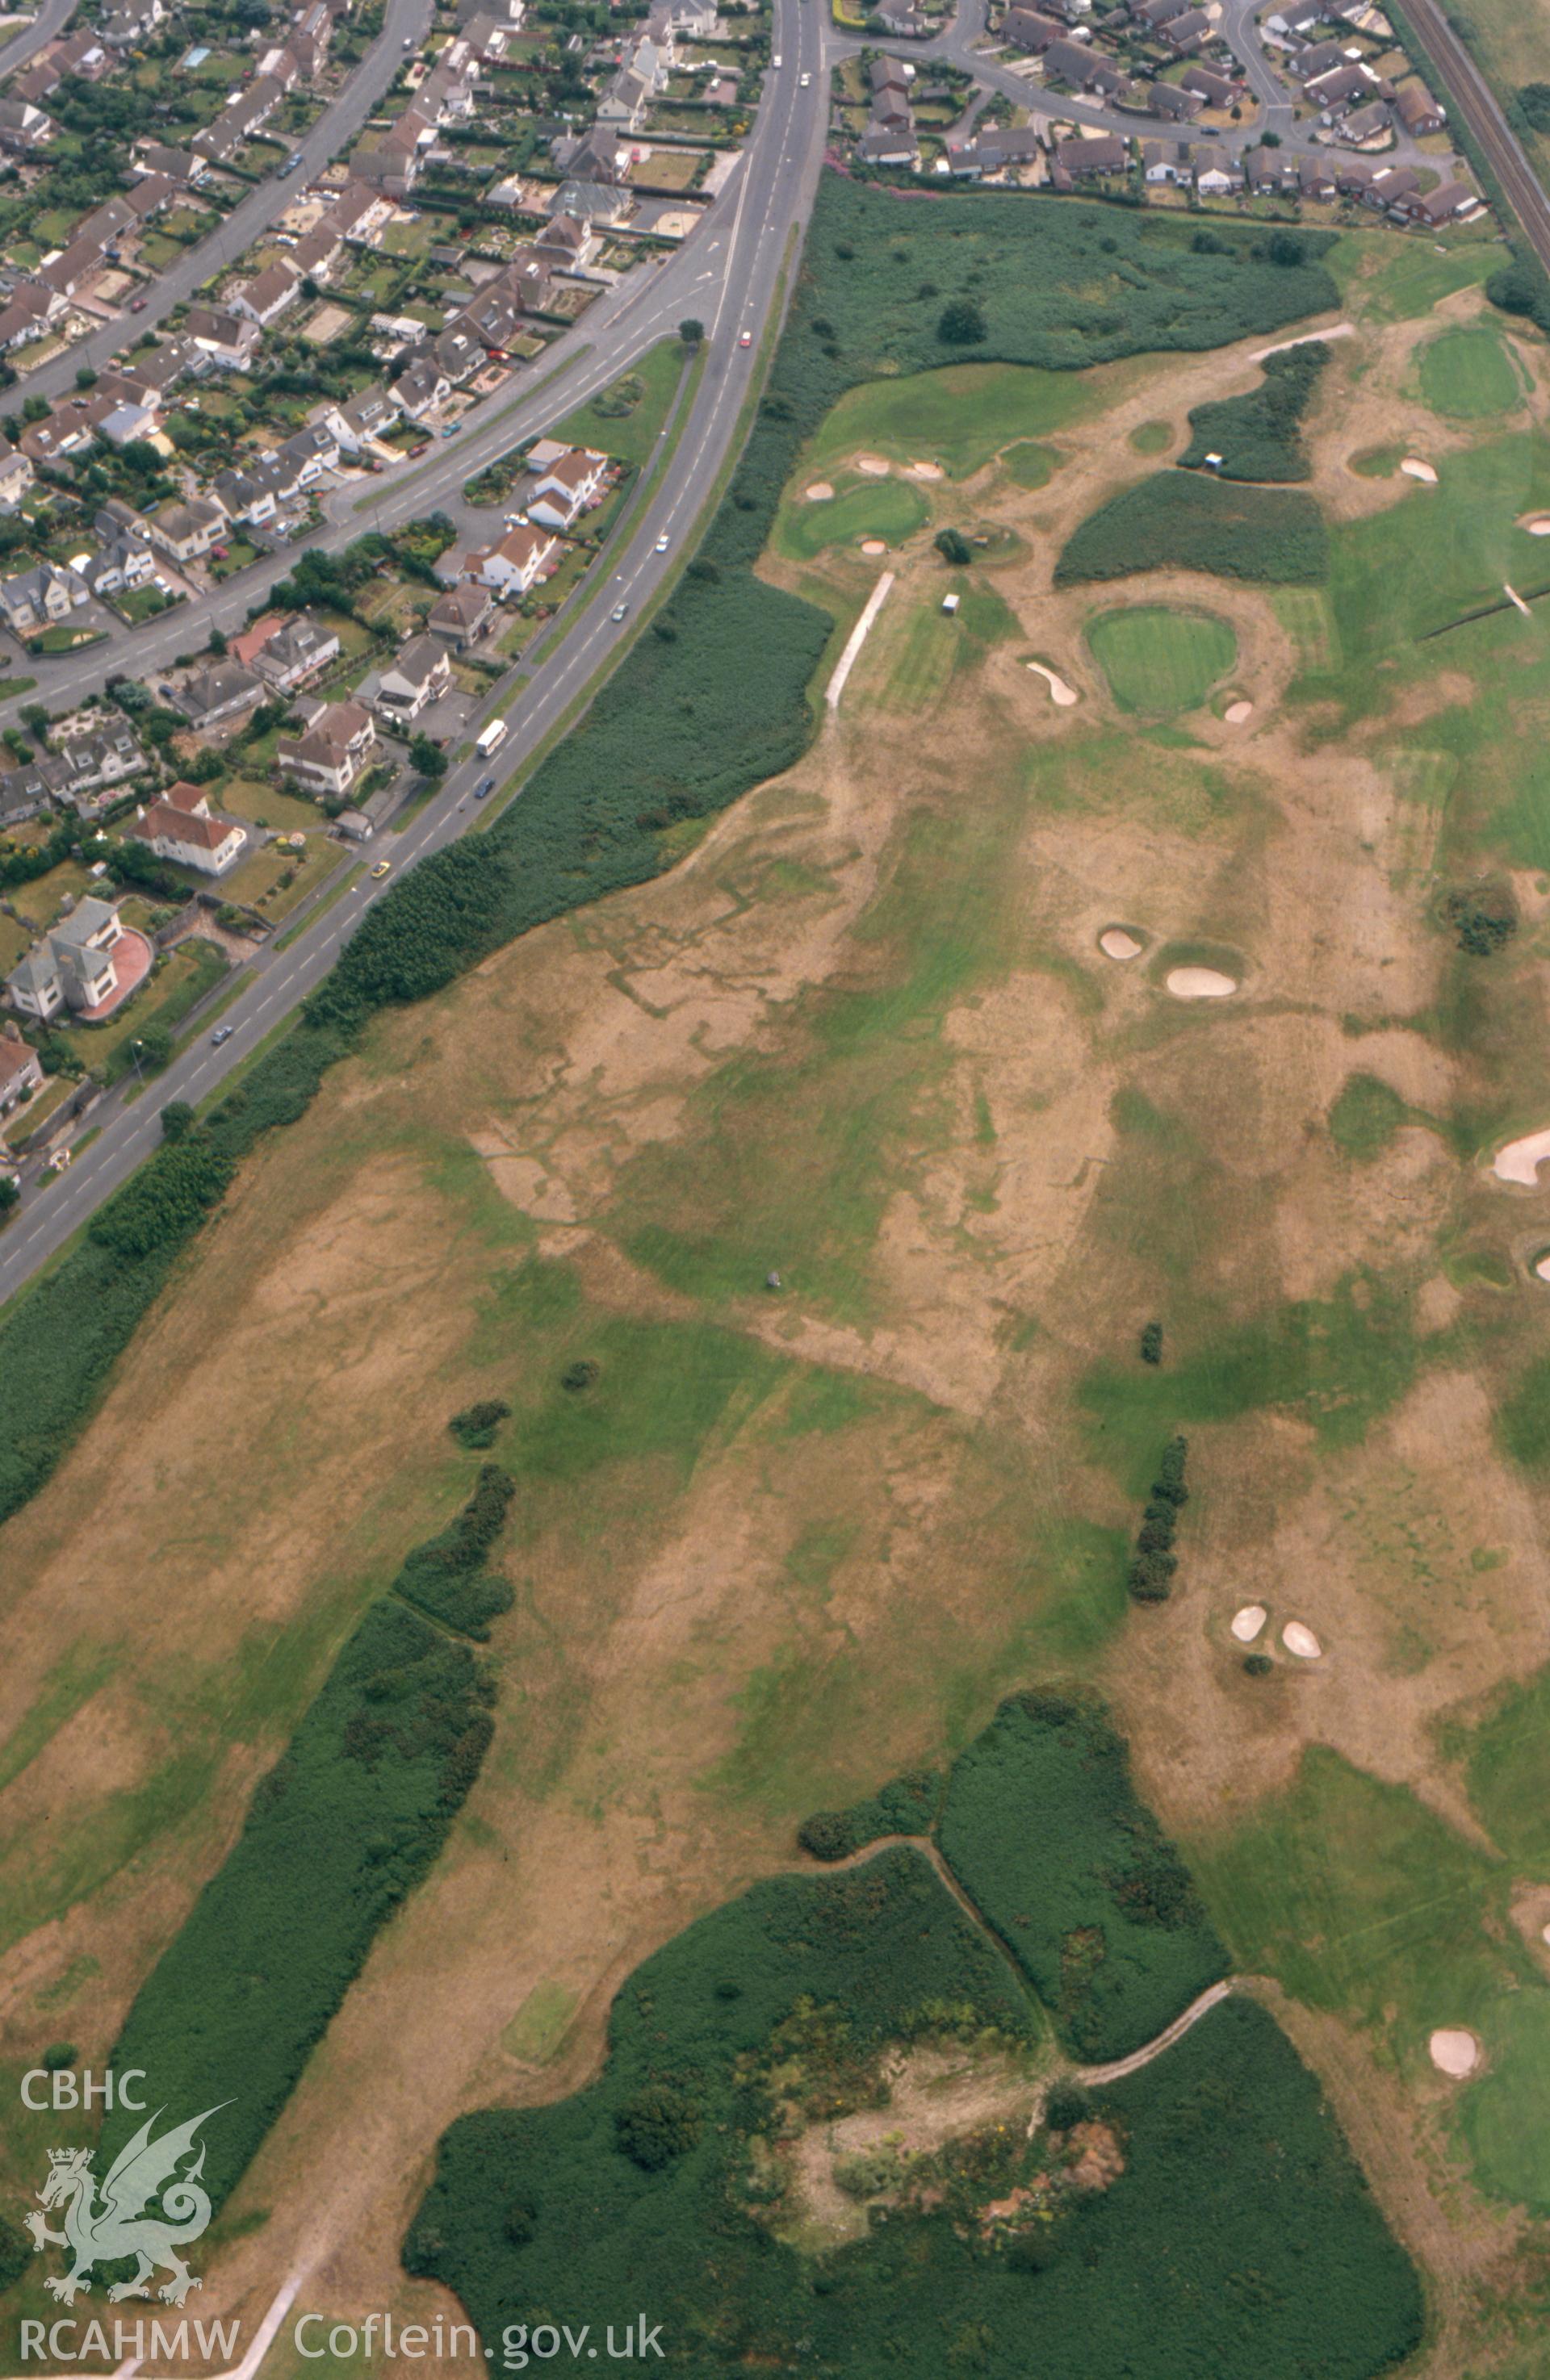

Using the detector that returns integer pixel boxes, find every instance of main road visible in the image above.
[0,0,830,1299]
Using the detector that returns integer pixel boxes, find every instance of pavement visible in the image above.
[0,0,830,1299]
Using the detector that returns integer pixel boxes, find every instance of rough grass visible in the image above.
[1086,604,1237,714]
[1056,474,1329,586]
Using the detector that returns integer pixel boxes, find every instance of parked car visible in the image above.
[441,424,460,438]
[211,1024,234,1047]
[283,151,304,174]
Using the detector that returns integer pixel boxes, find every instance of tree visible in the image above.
[615,2085,702,2171]
[207,627,228,657]
[161,1101,195,1141]
[75,366,98,391]
[0,1177,17,1223]
[132,1023,173,1073]
[19,703,49,746]
[934,527,972,565]
[937,297,986,346]
[678,316,704,345]
[1139,1320,1162,1366]
[1519,79,1550,131]
[408,734,446,781]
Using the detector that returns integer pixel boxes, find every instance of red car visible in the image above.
[130,296,147,312]
[739,330,752,348]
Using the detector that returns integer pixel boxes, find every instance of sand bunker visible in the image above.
[1224,700,1253,724]
[1401,458,1438,484]
[1428,2028,1480,2078]
[1492,1127,1550,1186]
[1281,1621,1322,1659]
[1523,515,1550,536]
[1166,968,1237,1000]
[856,455,890,477]
[907,460,944,480]
[1100,926,1142,961]
[1543,1923,1550,1947]
[805,482,834,503]
[860,538,886,555]
[1535,1253,1550,1283]
[1231,1604,1267,1644]
[1026,661,1078,706]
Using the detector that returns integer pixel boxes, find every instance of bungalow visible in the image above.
[943,126,1042,174]
[1140,137,1190,182]
[1393,82,1444,134]
[0,1019,42,1112]
[1288,37,1349,78]
[1409,178,1474,224]
[229,260,303,329]
[428,579,496,647]
[465,521,559,598]
[1042,37,1125,92]
[275,700,378,796]
[1179,63,1237,105]
[185,305,262,370]
[212,455,287,527]
[1338,98,1391,144]
[1365,162,1419,207]
[1297,153,1338,196]
[1244,144,1293,191]
[168,660,265,728]
[1305,59,1375,110]
[253,613,340,692]
[1148,80,1203,119]
[292,225,345,285]
[1051,133,1129,177]
[136,141,203,185]
[1271,0,1328,30]
[370,632,452,723]
[146,496,225,565]
[526,445,610,531]
[1134,0,1192,25]
[552,178,633,227]
[125,781,248,877]
[1159,6,1211,49]
[1192,143,1242,193]
[278,424,340,487]
[857,123,919,167]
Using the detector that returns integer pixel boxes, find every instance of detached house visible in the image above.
[146,496,225,564]
[8,897,124,1021]
[0,562,86,634]
[428,579,496,648]
[526,446,610,531]
[126,780,248,877]
[275,700,378,796]
[169,660,265,728]
[186,306,262,370]
[229,260,303,330]
[370,633,451,723]
[0,1019,42,1113]
[253,613,341,692]
[465,521,559,597]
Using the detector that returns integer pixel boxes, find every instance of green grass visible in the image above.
[1464,1663,1550,1865]
[1130,419,1172,455]
[803,362,1100,482]
[1416,324,1526,420]
[775,475,929,562]
[1459,1992,1550,2215]
[1000,439,1060,488]
[1330,230,1496,324]
[1348,444,1404,479]
[1328,1071,1417,1158]
[1087,604,1237,715]
[552,339,689,471]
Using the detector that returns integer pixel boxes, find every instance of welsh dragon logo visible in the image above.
[25,2105,227,2307]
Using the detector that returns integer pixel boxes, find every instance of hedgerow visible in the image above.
[393,1462,516,1638]
[1127,1434,1189,1604]
[797,1766,945,1860]
[1178,341,1328,481]
[104,1470,513,2209]
[936,1689,1226,2059]
[1056,474,1329,585]
[0,174,1339,1537]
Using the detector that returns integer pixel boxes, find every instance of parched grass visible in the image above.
[774,475,929,562]
[1087,604,1237,716]
[1130,419,1172,455]
[999,438,1060,488]
[1415,325,1527,421]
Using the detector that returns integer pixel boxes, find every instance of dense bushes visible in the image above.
[107,1597,495,2211]
[797,1767,944,1860]
[1056,474,1329,585]
[405,1859,1419,2380]
[449,1399,509,1449]
[1178,341,1328,482]
[393,1463,516,1638]
[1128,1435,1189,1604]
[0,174,1342,1540]
[937,1689,1226,2060]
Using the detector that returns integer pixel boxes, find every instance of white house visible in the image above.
[465,521,559,597]
[125,781,248,877]
[526,446,610,532]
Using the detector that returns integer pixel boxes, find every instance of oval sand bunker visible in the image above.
[1027,661,1078,707]
[1100,927,1142,961]
[1401,458,1438,484]
[805,482,834,503]
[1231,1604,1267,1644]
[859,538,886,555]
[907,460,944,480]
[856,455,890,477]
[1492,1127,1550,1185]
[1535,1252,1550,1283]
[1429,2028,1480,2077]
[1523,515,1550,536]
[1167,967,1237,1000]
[1281,1621,1322,1659]
[1224,700,1253,724]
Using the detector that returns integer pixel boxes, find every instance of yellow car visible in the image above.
[371,860,392,879]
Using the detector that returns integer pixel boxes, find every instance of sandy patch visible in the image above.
[1253,323,1355,361]
[1428,2028,1480,2078]
[1521,514,1550,534]
[1535,1252,1550,1283]
[1230,1604,1267,1643]
[907,460,944,480]
[860,538,886,556]
[1166,967,1237,999]
[1099,926,1142,961]
[1492,1126,1550,1186]
[856,455,890,476]
[1281,1621,1322,1659]
[1224,700,1253,724]
[805,482,833,502]
[1401,458,1438,484]
[1027,661,1078,706]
